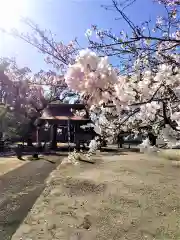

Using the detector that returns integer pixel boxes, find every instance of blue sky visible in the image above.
[0,0,166,72]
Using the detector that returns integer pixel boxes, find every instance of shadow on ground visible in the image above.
[0,159,61,240]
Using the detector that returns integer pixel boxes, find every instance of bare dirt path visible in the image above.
[0,158,62,240]
[12,151,180,240]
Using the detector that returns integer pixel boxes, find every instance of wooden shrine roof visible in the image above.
[40,103,89,121]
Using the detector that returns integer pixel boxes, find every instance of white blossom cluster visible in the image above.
[65,49,117,105]
[65,48,180,147]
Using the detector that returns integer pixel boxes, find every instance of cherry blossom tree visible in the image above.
[0,18,81,144]
[0,57,72,144]
[1,0,180,149]
[64,47,180,145]
[86,0,180,73]
[76,0,179,147]
[6,18,79,74]
[3,18,81,103]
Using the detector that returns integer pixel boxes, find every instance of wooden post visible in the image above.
[67,118,71,152]
[74,125,76,146]
[36,127,41,147]
[50,124,57,150]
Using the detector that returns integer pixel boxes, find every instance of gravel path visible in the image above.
[0,159,60,240]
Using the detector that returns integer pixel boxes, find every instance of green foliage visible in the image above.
[0,105,30,140]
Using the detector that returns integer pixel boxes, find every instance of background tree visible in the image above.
[86,0,180,72]
[0,57,72,144]
[1,0,180,146]
[80,0,180,141]
[6,18,79,73]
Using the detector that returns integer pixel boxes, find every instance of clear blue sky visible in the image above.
[0,0,166,72]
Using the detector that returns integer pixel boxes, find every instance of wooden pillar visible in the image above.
[75,123,80,151]
[67,118,71,152]
[27,138,33,147]
[62,127,66,142]
[50,124,57,150]
[73,124,76,144]
[36,127,41,148]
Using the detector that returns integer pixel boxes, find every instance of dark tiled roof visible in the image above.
[41,116,88,121]
[40,103,89,121]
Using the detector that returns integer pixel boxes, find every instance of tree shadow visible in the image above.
[16,156,26,161]
[120,148,140,153]
[99,146,141,156]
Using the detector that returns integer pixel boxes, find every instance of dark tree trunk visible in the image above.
[32,153,39,159]
[148,132,157,146]
[27,138,33,147]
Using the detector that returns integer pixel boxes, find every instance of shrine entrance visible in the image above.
[39,103,95,150]
[56,124,76,143]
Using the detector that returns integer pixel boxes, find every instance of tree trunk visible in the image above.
[27,138,33,147]
[148,132,157,146]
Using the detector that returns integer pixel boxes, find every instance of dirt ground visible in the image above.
[12,151,180,240]
[0,157,26,176]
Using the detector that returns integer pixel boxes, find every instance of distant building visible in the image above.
[38,102,97,149]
